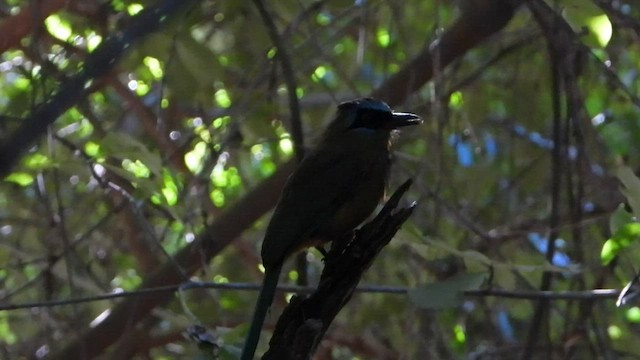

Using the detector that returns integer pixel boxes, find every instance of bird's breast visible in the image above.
[315,151,390,240]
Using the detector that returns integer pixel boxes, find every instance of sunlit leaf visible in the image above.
[563,1,612,48]
[210,188,225,207]
[185,141,208,173]
[24,153,52,170]
[143,56,163,79]
[627,307,640,323]
[85,141,101,157]
[212,164,227,187]
[127,3,144,16]
[228,167,241,189]
[45,15,72,41]
[212,116,229,129]
[86,33,102,51]
[0,313,17,345]
[377,28,391,48]
[449,91,464,108]
[13,77,29,90]
[279,137,293,156]
[453,324,466,345]
[312,65,327,82]
[102,132,162,176]
[135,81,150,96]
[102,163,158,196]
[259,160,276,177]
[588,14,612,47]
[150,193,162,205]
[77,118,94,138]
[601,222,640,265]
[608,325,622,339]
[215,89,232,108]
[160,169,179,206]
[122,159,151,178]
[5,172,33,186]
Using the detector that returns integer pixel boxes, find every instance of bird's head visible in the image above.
[320,98,422,145]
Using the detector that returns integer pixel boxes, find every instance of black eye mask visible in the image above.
[349,109,393,130]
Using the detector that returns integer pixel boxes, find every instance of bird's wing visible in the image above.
[261,147,373,268]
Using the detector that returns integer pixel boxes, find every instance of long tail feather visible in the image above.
[240,265,282,360]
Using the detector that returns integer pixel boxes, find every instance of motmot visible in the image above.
[240,98,421,360]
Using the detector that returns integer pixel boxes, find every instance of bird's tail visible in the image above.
[240,265,282,360]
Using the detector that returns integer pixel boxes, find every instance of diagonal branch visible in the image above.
[371,0,521,104]
[0,0,197,178]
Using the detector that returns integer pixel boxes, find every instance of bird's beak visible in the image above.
[391,112,422,128]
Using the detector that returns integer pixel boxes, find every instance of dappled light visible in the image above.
[0,0,639,359]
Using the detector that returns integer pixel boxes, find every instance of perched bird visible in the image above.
[240,98,421,360]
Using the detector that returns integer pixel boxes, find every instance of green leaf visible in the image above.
[5,172,34,186]
[102,163,159,198]
[101,132,162,176]
[616,166,640,218]
[563,1,611,48]
[610,204,634,235]
[0,312,17,345]
[185,141,207,173]
[45,14,72,41]
[408,272,487,310]
[376,28,391,48]
[626,307,640,323]
[601,222,640,265]
[588,14,612,47]
[24,153,52,170]
[161,169,179,206]
[122,159,151,178]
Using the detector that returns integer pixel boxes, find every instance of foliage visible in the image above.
[0,0,639,359]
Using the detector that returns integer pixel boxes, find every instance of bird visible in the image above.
[240,98,421,360]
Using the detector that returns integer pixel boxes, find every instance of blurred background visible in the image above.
[0,0,639,359]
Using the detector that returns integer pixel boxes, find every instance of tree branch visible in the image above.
[262,180,416,360]
[371,0,521,104]
[520,1,582,358]
[0,0,197,178]
[48,161,295,360]
[0,0,74,54]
